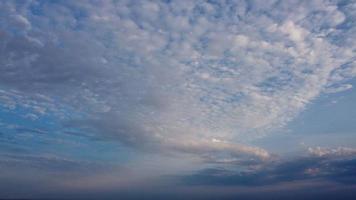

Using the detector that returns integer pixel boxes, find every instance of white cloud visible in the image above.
[324,84,353,93]
[0,0,355,162]
[308,146,356,157]
[161,136,270,160]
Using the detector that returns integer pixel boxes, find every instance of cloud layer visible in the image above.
[0,0,355,162]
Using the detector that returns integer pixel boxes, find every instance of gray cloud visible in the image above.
[177,155,356,187]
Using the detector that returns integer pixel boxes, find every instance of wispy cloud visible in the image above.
[308,146,356,157]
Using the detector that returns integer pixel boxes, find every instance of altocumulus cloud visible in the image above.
[0,1,356,198]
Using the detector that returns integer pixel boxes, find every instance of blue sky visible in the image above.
[0,0,356,199]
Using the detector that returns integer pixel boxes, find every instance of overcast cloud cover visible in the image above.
[0,0,356,199]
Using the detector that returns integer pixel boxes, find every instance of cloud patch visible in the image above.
[178,155,356,186]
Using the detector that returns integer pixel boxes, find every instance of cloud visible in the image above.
[1,150,356,199]
[177,155,356,187]
[0,0,355,162]
[324,84,353,93]
[308,146,356,157]
[161,137,271,160]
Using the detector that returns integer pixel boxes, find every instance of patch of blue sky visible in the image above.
[255,71,295,94]
[252,77,356,155]
[289,78,356,136]
[0,102,131,164]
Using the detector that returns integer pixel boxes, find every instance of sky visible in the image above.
[0,0,356,199]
